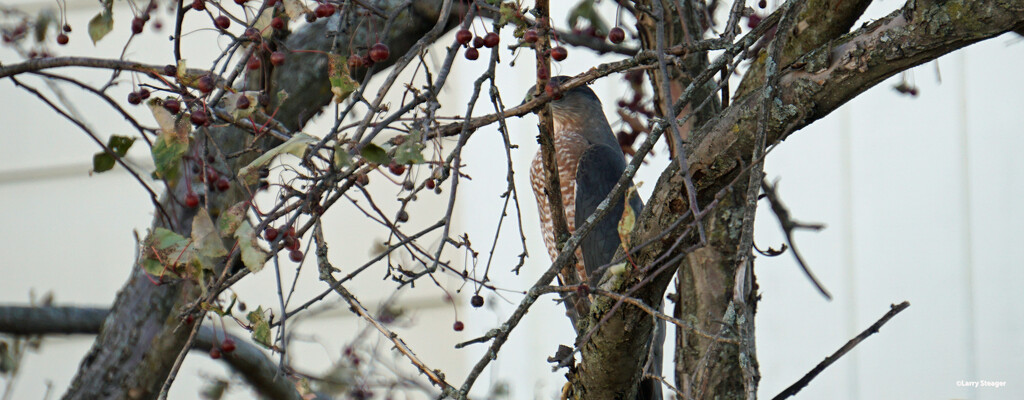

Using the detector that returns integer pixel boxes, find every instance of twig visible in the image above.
[311,224,457,396]
[772,301,911,400]
[9,77,174,228]
[760,178,831,299]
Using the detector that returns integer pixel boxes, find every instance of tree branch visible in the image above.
[0,306,308,400]
[772,301,911,400]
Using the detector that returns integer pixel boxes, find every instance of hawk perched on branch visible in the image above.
[528,76,663,400]
[529,76,643,287]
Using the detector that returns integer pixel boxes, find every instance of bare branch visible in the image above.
[772,301,911,400]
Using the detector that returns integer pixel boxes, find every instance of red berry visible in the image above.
[236,94,250,109]
[483,32,499,48]
[550,46,567,61]
[185,314,195,324]
[314,3,335,18]
[235,0,246,5]
[464,47,479,60]
[285,226,296,238]
[425,179,435,189]
[388,162,406,175]
[192,0,205,10]
[289,249,303,262]
[184,192,199,208]
[164,99,181,114]
[264,227,279,241]
[453,321,464,331]
[246,56,261,70]
[164,64,177,76]
[209,347,221,359]
[455,28,472,45]
[244,27,259,40]
[266,0,278,5]
[198,75,215,93]
[270,17,285,30]
[472,36,484,48]
[471,295,484,308]
[131,17,144,34]
[215,15,230,30]
[369,42,389,62]
[191,110,209,126]
[270,51,285,66]
[748,14,762,29]
[63,24,71,33]
[204,167,220,182]
[215,176,231,191]
[283,236,298,251]
[127,91,142,105]
[138,88,150,99]
[608,27,625,44]
[348,54,365,70]
[220,338,236,353]
[56,33,69,45]
[758,0,767,8]
[545,81,562,100]
[523,29,538,43]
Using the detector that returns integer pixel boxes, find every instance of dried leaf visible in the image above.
[282,0,309,19]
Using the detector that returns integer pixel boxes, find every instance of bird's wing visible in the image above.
[575,143,661,400]
[574,143,643,284]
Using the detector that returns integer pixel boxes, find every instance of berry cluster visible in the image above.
[264,225,303,262]
[454,28,499,60]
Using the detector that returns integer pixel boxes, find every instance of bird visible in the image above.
[527,76,663,400]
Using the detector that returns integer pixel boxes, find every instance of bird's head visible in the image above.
[522,76,602,111]
[522,76,615,145]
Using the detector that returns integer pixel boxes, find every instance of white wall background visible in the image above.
[1,0,1022,399]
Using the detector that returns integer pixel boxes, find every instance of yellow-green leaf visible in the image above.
[246,306,272,348]
[393,131,425,165]
[327,54,359,103]
[87,11,113,44]
[237,132,318,185]
[93,153,115,173]
[141,228,193,278]
[617,187,637,252]
[223,91,259,120]
[218,202,248,237]
[360,143,389,165]
[192,208,228,258]
[234,221,267,272]
[93,135,136,173]
[333,144,352,170]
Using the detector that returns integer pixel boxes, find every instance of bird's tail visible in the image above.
[639,306,666,400]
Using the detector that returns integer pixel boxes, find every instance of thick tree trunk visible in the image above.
[572,0,1024,398]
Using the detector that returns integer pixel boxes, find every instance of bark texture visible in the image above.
[573,0,1024,399]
